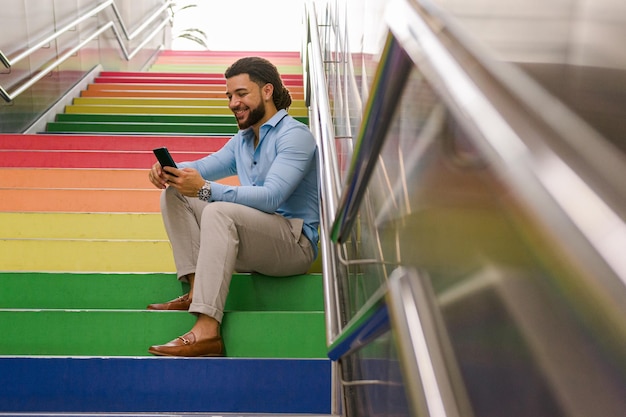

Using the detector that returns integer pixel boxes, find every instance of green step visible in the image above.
[0,272,324,311]
[0,309,326,357]
[55,113,309,125]
[63,104,309,117]
[46,121,239,134]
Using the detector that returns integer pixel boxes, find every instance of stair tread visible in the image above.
[0,272,324,311]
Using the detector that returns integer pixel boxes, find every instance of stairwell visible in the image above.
[0,51,331,414]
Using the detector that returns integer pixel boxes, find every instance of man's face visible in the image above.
[226,73,269,129]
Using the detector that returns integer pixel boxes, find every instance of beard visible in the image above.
[234,101,266,129]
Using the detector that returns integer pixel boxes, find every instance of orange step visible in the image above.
[0,188,161,212]
[0,168,239,212]
[0,168,239,189]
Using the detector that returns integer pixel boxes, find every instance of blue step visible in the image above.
[0,356,331,414]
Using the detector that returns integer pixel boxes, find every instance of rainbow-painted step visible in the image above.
[100,71,304,80]
[0,272,323,312]
[0,133,230,151]
[80,85,306,100]
[0,357,331,414]
[63,103,308,116]
[45,121,240,135]
[54,113,308,125]
[94,72,303,84]
[0,309,325,357]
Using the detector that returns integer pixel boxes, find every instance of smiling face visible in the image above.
[226,73,274,130]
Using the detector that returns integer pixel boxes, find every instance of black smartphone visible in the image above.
[153,147,178,176]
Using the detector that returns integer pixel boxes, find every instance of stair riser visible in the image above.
[0,310,326,357]
[0,239,172,271]
[73,97,307,108]
[0,357,331,413]
[0,134,230,151]
[1,212,165,239]
[81,89,306,100]
[0,170,236,192]
[0,272,324,312]
[147,64,304,74]
[94,72,304,83]
[87,82,304,92]
[46,122,240,135]
[64,104,308,116]
[0,150,210,168]
[0,189,161,213]
[54,113,309,125]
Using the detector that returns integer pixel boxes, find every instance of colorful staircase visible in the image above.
[0,51,330,414]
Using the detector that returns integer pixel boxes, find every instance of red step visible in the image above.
[93,76,303,86]
[0,150,209,168]
[99,71,302,81]
[0,134,229,152]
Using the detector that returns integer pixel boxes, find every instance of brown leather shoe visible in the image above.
[147,293,191,310]
[148,332,225,357]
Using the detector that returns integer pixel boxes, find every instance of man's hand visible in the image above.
[148,161,168,189]
[148,162,205,196]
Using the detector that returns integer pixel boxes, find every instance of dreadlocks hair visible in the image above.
[225,56,292,111]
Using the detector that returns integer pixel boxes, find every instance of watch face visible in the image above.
[199,184,211,201]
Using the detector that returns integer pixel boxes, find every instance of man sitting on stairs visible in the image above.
[146,56,319,357]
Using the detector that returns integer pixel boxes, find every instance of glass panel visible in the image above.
[340,331,411,417]
[351,61,626,416]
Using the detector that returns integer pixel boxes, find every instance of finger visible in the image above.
[163,166,182,178]
[149,167,167,189]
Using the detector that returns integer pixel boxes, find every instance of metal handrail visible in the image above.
[304,0,343,345]
[387,267,471,417]
[386,0,626,291]
[329,32,413,244]
[0,0,172,102]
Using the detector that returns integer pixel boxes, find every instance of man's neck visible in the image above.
[252,108,279,147]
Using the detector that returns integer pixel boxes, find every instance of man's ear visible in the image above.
[263,83,274,101]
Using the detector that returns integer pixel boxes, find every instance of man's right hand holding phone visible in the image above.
[149,161,207,197]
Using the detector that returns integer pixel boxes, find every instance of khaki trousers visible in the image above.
[160,186,315,322]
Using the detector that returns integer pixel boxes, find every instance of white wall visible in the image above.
[171,0,305,51]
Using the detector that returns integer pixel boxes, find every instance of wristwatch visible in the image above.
[197,180,212,202]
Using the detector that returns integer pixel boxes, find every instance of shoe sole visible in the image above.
[148,347,224,357]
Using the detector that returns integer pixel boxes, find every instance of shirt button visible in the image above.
[253,161,257,165]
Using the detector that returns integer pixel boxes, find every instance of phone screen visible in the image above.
[153,147,177,168]
[153,147,178,176]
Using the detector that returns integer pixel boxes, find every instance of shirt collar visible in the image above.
[241,109,289,141]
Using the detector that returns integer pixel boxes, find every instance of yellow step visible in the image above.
[0,239,174,272]
[0,212,166,239]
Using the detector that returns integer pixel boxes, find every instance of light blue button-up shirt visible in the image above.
[179,109,319,257]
